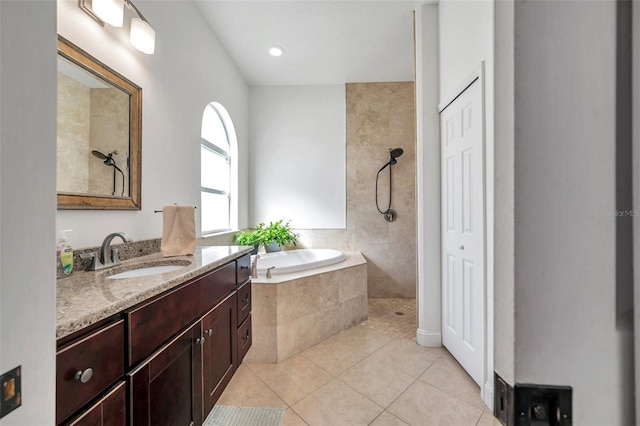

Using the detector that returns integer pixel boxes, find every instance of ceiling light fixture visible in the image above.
[80,0,156,55]
[269,46,284,57]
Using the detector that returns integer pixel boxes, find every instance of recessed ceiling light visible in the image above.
[269,46,284,57]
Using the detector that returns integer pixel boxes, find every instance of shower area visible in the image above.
[346,83,417,332]
[251,81,417,330]
[299,81,417,319]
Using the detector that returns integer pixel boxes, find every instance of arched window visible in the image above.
[200,102,237,234]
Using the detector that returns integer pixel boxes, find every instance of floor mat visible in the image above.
[203,405,286,426]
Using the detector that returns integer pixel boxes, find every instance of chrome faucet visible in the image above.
[251,255,259,278]
[82,232,132,271]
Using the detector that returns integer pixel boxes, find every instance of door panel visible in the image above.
[129,323,201,426]
[202,293,237,418]
[441,78,484,387]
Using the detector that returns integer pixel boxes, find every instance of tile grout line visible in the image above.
[292,330,401,424]
[242,363,291,410]
[243,362,312,425]
[418,356,489,413]
[359,345,465,426]
[334,335,433,426]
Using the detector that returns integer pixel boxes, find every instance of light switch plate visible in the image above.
[0,366,21,419]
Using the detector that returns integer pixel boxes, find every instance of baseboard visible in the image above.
[416,329,441,347]
[483,381,494,411]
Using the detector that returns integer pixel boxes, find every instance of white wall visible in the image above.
[415,3,441,347]
[493,0,515,387]
[57,0,250,249]
[0,1,57,424]
[512,1,634,424]
[249,85,346,229]
[438,0,492,102]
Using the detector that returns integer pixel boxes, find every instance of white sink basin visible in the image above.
[106,263,188,279]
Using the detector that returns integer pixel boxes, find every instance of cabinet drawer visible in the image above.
[64,381,126,426]
[56,320,125,425]
[237,254,251,286]
[237,315,252,364]
[127,263,235,366]
[236,280,251,326]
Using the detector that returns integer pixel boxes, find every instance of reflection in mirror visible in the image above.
[57,36,141,210]
[57,56,129,196]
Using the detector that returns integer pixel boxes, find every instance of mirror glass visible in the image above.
[57,36,141,210]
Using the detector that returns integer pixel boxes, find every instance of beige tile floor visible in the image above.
[217,298,500,426]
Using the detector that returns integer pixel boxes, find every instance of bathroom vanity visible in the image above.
[55,246,252,426]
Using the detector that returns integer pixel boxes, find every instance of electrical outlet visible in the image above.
[0,366,21,419]
[514,384,572,426]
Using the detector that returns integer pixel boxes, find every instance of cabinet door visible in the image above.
[128,323,202,426]
[65,381,126,426]
[202,293,237,418]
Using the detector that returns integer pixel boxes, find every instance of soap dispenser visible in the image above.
[57,230,74,279]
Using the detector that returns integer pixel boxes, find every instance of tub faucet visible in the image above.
[82,232,132,271]
[251,255,259,278]
[266,266,276,279]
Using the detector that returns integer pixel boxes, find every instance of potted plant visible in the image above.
[259,220,299,252]
[234,228,261,255]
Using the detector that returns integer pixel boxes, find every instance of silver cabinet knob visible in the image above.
[196,337,205,345]
[206,329,213,336]
[74,368,93,383]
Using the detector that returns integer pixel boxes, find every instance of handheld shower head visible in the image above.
[91,150,108,160]
[378,148,405,172]
[91,150,115,166]
[375,147,404,221]
[390,148,404,159]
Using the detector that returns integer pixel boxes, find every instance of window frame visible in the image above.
[200,103,235,235]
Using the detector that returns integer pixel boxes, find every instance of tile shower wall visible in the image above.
[56,73,129,196]
[298,82,416,298]
[57,72,90,193]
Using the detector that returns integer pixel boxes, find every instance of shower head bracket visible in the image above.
[384,209,397,222]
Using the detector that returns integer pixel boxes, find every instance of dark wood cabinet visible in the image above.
[128,323,202,426]
[65,381,126,426]
[126,262,235,367]
[56,253,252,426]
[202,293,237,417]
[237,314,252,365]
[236,280,251,326]
[56,320,125,425]
[235,259,252,367]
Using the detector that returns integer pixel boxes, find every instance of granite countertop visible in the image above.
[56,245,253,340]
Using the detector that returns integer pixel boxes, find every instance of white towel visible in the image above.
[161,205,196,257]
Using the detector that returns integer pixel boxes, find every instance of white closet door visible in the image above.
[440,79,484,386]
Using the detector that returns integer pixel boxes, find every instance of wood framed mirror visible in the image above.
[57,35,142,210]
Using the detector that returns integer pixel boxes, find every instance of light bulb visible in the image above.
[130,18,155,54]
[92,0,124,27]
[269,46,284,57]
